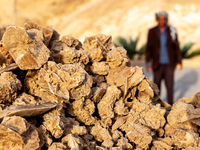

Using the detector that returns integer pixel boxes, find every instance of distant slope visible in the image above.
[1,0,200,49]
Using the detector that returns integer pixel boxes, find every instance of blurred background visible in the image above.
[0,0,200,102]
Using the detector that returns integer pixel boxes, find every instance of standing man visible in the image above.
[145,11,182,105]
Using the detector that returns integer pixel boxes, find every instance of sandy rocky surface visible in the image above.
[0,21,200,150]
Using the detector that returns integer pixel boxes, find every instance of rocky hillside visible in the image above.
[1,0,200,49]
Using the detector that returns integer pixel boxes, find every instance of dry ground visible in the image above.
[143,67,200,103]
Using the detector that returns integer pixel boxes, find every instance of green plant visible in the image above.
[185,50,200,58]
[137,44,146,60]
[181,42,200,58]
[114,36,145,59]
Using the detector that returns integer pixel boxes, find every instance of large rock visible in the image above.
[24,61,93,103]
[167,101,198,131]
[2,26,50,70]
[0,124,24,150]
[0,116,41,150]
[24,21,53,46]
[0,93,57,120]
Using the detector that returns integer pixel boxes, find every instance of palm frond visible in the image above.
[137,44,146,59]
[185,50,200,59]
[181,42,194,58]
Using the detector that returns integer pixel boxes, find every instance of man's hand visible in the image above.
[146,65,152,73]
[176,63,182,70]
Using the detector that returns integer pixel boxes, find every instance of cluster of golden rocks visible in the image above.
[0,21,199,150]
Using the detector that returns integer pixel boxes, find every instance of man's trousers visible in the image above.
[153,64,174,105]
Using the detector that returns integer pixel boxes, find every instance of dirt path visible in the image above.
[143,67,200,103]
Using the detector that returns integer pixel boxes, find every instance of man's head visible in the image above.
[156,11,168,27]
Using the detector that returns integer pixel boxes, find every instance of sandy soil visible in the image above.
[131,59,200,68]
[144,67,200,103]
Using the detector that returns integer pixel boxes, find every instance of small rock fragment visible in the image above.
[140,104,166,130]
[90,48,104,62]
[48,142,67,150]
[138,79,154,97]
[83,34,113,54]
[0,63,18,74]
[98,86,121,119]
[71,125,87,135]
[0,41,14,64]
[0,71,21,103]
[68,98,96,125]
[91,61,110,75]
[91,123,112,142]
[106,47,129,68]
[61,34,82,50]
[125,123,152,149]
[110,145,124,150]
[116,137,133,149]
[100,118,113,128]
[112,130,123,142]
[102,139,114,148]
[157,128,165,137]
[164,123,176,137]
[62,134,83,150]
[96,146,109,150]
[58,45,89,66]
[171,129,199,149]
[43,105,66,138]
[63,117,80,135]
[91,87,106,103]
[114,99,129,116]
[153,139,173,150]
[38,125,53,148]
[112,116,128,131]
[128,66,145,89]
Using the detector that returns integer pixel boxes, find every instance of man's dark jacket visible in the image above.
[145,26,182,71]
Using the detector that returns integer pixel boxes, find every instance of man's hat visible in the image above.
[156,11,168,21]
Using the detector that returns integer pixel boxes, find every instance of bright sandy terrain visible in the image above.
[1,0,200,50]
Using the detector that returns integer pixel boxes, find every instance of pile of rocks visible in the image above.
[0,21,199,150]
